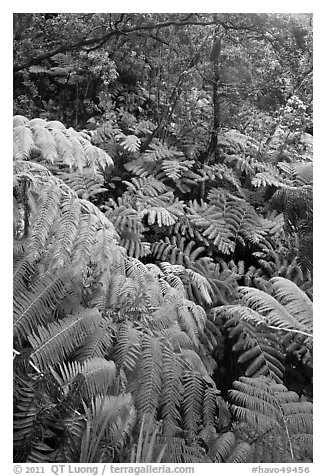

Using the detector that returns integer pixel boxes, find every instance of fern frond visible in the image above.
[159,261,212,305]
[252,171,287,188]
[192,257,238,306]
[160,347,183,436]
[123,175,167,197]
[14,378,55,462]
[218,129,260,157]
[175,301,206,346]
[203,386,218,427]
[277,162,313,187]
[270,277,313,332]
[51,414,85,463]
[55,357,116,399]
[207,431,236,462]
[13,271,72,342]
[224,154,259,176]
[14,117,113,173]
[187,201,233,254]
[202,163,243,194]
[26,184,62,262]
[136,335,162,417]
[28,308,101,371]
[50,197,81,270]
[80,358,117,398]
[161,158,194,181]
[74,316,116,361]
[70,214,97,275]
[143,142,175,162]
[114,322,141,372]
[159,437,205,463]
[14,126,35,160]
[139,206,176,227]
[119,134,141,153]
[182,370,205,439]
[59,170,107,200]
[32,126,58,163]
[130,414,166,463]
[218,305,285,383]
[230,377,313,462]
[151,236,205,266]
[208,189,266,246]
[225,442,252,462]
[14,115,29,128]
[50,128,75,167]
[81,393,136,462]
[239,286,312,337]
[181,349,210,378]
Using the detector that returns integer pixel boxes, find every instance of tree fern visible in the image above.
[13,110,313,464]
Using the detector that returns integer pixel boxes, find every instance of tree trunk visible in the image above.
[207,31,222,164]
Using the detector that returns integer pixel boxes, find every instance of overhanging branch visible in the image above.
[14,18,218,73]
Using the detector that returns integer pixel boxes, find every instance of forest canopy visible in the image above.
[13,13,313,464]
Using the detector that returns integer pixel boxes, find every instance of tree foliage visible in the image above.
[13,12,312,464]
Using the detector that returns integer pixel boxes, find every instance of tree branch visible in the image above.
[14,18,218,73]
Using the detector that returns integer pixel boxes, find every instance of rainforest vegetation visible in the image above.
[13,13,313,464]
